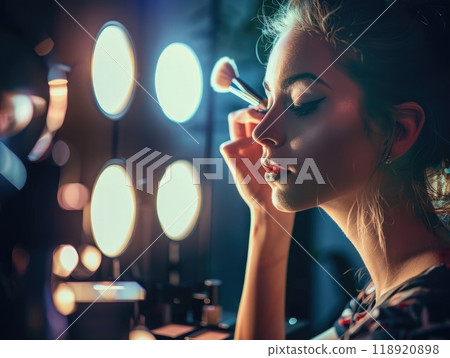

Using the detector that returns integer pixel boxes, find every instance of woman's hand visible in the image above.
[220,106,275,212]
[221,105,295,340]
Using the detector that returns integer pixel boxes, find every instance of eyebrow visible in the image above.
[263,72,332,92]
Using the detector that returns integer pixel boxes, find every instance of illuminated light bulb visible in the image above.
[53,283,76,316]
[52,245,79,278]
[0,142,27,190]
[79,245,102,273]
[129,327,157,340]
[92,22,135,119]
[90,162,136,257]
[156,160,201,240]
[155,43,203,123]
[52,140,70,167]
[57,183,90,211]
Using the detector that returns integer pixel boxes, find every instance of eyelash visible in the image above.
[261,97,326,116]
[290,97,326,116]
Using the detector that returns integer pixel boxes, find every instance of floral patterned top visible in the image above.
[334,261,450,339]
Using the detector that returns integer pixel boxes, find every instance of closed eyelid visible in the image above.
[291,96,327,106]
[263,73,332,94]
[263,83,324,101]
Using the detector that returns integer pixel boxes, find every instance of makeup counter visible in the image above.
[59,278,308,340]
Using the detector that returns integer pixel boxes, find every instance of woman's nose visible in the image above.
[251,106,285,147]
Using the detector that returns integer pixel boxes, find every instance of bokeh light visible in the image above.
[156,160,201,240]
[28,129,54,162]
[129,327,157,340]
[0,141,27,190]
[155,43,203,123]
[0,93,46,138]
[34,37,54,57]
[46,79,68,132]
[90,162,136,257]
[57,183,90,211]
[52,140,70,166]
[12,95,33,126]
[52,245,79,278]
[53,283,76,316]
[79,244,102,273]
[92,22,135,119]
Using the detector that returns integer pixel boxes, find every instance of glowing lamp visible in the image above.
[53,283,76,316]
[129,326,156,340]
[52,245,79,278]
[129,315,156,340]
[156,160,201,240]
[155,43,203,123]
[57,183,90,211]
[92,22,136,119]
[90,161,136,257]
[79,244,102,273]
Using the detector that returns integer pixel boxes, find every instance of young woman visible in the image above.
[220,0,450,339]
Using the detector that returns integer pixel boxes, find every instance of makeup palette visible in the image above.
[151,324,195,339]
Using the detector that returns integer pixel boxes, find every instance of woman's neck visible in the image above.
[320,194,446,302]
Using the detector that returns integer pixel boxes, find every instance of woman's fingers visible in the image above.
[228,108,265,141]
[228,110,246,141]
[220,137,255,161]
[220,137,263,187]
[245,121,259,138]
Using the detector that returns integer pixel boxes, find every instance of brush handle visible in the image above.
[232,78,264,105]
[228,86,261,107]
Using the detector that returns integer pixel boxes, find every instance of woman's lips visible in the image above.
[262,164,281,175]
[261,158,286,173]
[261,158,291,183]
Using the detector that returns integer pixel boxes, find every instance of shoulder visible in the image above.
[335,265,450,339]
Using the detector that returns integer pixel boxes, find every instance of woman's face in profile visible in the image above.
[254,29,385,212]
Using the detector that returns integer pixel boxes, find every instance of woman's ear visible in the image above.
[388,102,425,161]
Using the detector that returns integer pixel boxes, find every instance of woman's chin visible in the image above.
[272,191,301,213]
[272,187,319,213]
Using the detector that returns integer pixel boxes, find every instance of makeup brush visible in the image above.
[210,56,265,108]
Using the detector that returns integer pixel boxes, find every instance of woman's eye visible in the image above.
[290,97,326,116]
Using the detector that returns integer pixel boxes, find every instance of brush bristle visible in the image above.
[210,56,239,93]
